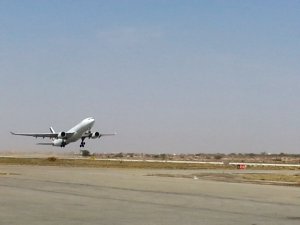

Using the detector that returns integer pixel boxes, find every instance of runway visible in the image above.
[0,165,299,225]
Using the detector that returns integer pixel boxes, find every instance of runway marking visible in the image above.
[287,217,300,220]
[0,172,19,176]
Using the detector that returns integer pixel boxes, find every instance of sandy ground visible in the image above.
[0,165,300,225]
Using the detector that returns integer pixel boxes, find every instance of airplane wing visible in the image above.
[99,133,116,137]
[81,132,116,138]
[10,132,74,139]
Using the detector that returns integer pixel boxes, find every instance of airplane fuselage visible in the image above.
[65,117,95,144]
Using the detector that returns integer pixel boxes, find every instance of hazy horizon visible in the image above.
[1,1,300,154]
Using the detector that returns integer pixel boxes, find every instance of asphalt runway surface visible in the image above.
[0,165,300,225]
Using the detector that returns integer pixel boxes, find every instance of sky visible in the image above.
[1,0,300,154]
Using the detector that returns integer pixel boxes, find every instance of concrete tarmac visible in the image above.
[0,165,299,225]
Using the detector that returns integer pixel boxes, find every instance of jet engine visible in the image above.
[57,132,66,139]
[91,132,100,139]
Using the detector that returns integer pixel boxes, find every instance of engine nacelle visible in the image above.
[91,132,100,139]
[53,139,66,147]
[57,132,66,139]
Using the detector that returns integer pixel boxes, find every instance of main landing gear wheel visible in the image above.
[80,138,86,148]
[80,142,86,148]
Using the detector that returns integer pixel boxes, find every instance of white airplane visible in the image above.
[10,117,115,148]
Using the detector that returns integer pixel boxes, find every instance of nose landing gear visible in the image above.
[80,138,86,148]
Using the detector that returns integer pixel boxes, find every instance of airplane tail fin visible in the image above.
[49,127,55,141]
[50,127,55,134]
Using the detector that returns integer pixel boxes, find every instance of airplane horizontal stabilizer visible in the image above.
[36,143,53,145]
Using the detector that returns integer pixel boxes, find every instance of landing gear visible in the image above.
[80,142,85,148]
[80,138,86,148]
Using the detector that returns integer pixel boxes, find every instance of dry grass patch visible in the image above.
[238,173,300,184]
[148,172,300,186]
[0,157,229,169]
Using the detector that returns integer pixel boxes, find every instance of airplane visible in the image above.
[10,117,115,148]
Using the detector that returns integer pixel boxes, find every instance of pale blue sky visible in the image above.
[1,1,300,153]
